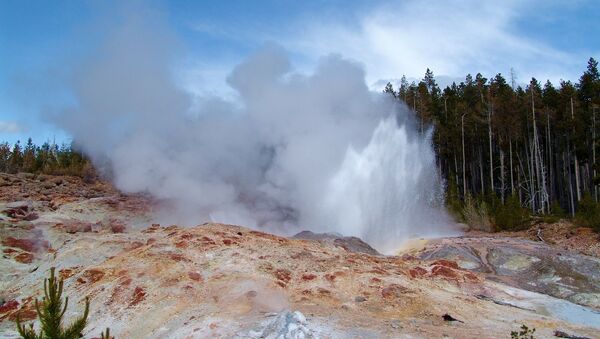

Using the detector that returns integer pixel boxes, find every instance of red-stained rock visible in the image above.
[82,269,105,283]
[274,269,292,282]
[370,277,382,283]
[188,272,202,282]
[180,233,193,240]
[302,274,317,281]
[110,222,126,233]
[325,273,337,282]
[248,230,288,243]
[430,259,459,269]
[130,286,147,306]
[175,241,188,248]
[409,267,428,279]
[317,288,331,295]
[274,268,292,287]
[381,284,410,299]
[201,236,216,245]
[129,241,144,250]
[464,272,479,282]
[170,253,188,262]
[15,252,34,264]
[431,265,459,279]
[2,237,49,252]
[8,308,37,321]
[0,300,19,314]
[222,239,233,245]
[368,268,388,275]
[143,224,161,233]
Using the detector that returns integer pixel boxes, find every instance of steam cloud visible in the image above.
[54,13,454,253]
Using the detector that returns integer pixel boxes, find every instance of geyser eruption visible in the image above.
[320,117,449,253]
[52,15,454,252]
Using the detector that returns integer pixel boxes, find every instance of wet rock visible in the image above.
[292,231,380,255]
[415,237,600,309]
[554,330,592,339]
[488,248,541,274]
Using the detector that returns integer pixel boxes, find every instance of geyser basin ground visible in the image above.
[1,173,600,338]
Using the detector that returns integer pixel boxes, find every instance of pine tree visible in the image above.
[8,141,23,173]
[22,138,37,173]
[0,142,10,172]
[383,82,396,98]
[16,267,90,339]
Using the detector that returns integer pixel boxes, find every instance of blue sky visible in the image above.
[0,0,598,145]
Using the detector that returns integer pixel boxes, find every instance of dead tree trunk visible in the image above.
[571,97,582,202]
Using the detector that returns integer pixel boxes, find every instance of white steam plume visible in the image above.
[54,14,455,252]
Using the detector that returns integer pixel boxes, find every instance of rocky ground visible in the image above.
[1,172,600,338]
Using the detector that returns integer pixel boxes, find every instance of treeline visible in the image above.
[0,138,94,179]
[384,57,600,231]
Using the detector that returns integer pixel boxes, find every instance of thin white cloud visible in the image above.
[285,0,584,86]
[0,121,24,133]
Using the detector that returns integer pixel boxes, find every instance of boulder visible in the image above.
[293,231,380,256]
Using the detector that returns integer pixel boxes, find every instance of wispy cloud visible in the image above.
[0,121,24,133]
[282,0,587,86]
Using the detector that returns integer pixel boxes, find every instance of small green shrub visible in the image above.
[511,324,536,339]
[493,194,530,231]
[462,194,493,232]
[550,200,566,218]
[542,200,566,223]
[575,192,600,233]
[445,176,463,221]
